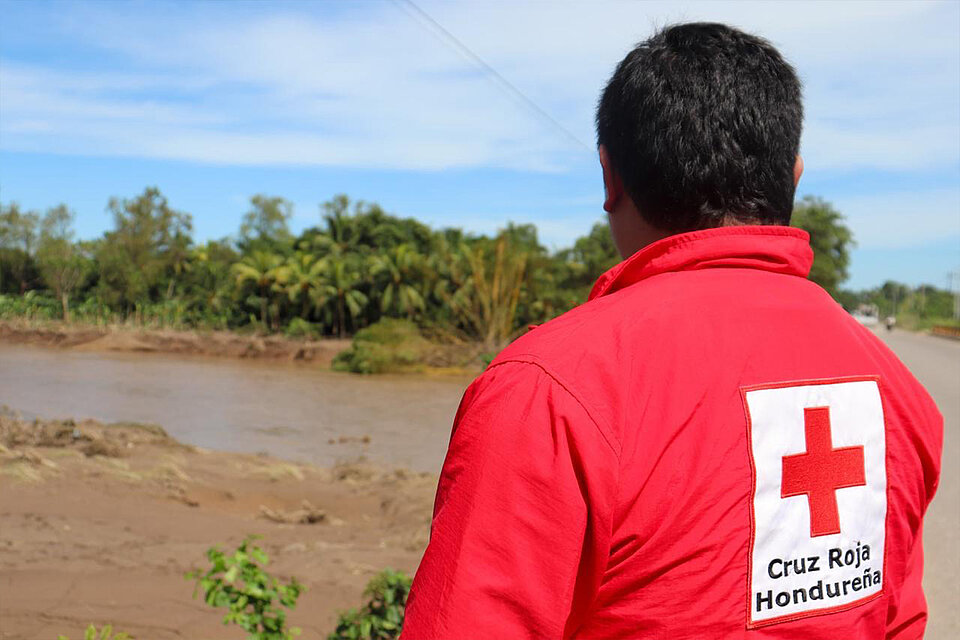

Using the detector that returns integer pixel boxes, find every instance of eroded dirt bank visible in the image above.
[0,320,352,365]
[0,415,436,639]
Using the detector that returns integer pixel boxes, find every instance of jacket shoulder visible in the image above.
[491,294,620,370]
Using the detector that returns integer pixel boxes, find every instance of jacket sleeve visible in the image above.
[401,360,620,640]
[885,390,943,640]
[885,524,927,639]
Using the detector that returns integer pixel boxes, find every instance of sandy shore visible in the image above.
[0,414,436,639]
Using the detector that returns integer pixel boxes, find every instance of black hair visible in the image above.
[596,22,803,231]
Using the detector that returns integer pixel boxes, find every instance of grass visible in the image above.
[1,458,48,483]
[107,421,170,438]
[96,458,144,483]
[896,313,960,332]
[151,461,192,483]
[250,462,307,482]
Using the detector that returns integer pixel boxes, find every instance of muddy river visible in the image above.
[0,343,473,473]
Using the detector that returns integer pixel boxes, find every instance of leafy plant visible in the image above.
[439,236,529,351]
[284,316,319,339]
[57,624,132,640]
[187,535,304,640]
[333,319,431,374]
[329,569,412,640]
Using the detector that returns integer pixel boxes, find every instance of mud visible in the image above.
[0,415,437,639]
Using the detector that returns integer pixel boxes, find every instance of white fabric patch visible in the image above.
[744,378,887,627]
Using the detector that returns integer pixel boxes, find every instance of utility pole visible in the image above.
[949,270,960,321]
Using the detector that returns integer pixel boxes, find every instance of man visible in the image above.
[402,23,942,639]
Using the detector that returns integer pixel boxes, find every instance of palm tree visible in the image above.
[231,250,283,327]
[322,195,358,254]
[371,244,427,319]
[278,251,325,319]
[439,236,528,350]
[311,255,369,338]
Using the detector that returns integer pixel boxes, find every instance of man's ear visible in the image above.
[793,155,804,187]
[599,145,624,213]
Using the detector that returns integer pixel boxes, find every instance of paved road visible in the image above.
[875,329,959,639]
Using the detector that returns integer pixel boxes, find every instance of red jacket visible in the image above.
[403,226,942,639]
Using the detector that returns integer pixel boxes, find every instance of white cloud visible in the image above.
[802,124,960,172]
[834,188,960,249]
[2,0,957,175]
[0,65,227,126]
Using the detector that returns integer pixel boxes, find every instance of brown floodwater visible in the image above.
[0,343,474,473]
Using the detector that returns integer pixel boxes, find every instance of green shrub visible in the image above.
[329,570,412,640]
[57,624,131,640]
[333,319,431,374]
[186,535,303,640]
[284,317,318,339]
[0,291,60,321]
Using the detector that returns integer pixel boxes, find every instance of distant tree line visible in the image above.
[4,188,935,347]
[838,282,958,329]
[0,188,611,348]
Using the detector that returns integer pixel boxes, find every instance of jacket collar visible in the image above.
[588,225,813,301]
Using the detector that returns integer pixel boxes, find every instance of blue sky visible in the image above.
[1,0,958,290]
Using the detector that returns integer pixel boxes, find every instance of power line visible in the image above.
[390,0,593,153]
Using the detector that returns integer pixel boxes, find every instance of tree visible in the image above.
[232,250,284,327]
[239,195,293,252]
[184,239,238,326]
[95,187,193,312]
[791,196,854,298]
[497,222,577,324]
[0,190,870,341]
[278,251,326,320]
[880,281,910,315]
[35,205,89,321]
[321,194,357,253]
[372,244,426,319]
[499,222,546,258]
[311,255,369,338]
[440,235,528,350]
[316,194,433,255]
[560,221,619,284]
[0,202,40,293]
[538,220,621,317]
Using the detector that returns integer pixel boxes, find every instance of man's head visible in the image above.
[596,22,803,257]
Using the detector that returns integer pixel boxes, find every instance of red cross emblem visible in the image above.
[781,406,866,537]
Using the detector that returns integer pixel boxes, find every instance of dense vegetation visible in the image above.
[2,189,954,349]
[0,189,605,350]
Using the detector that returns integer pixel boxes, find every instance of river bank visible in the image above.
[0,413,436,639]
[0,319,353,366]
[0,318,487,376]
